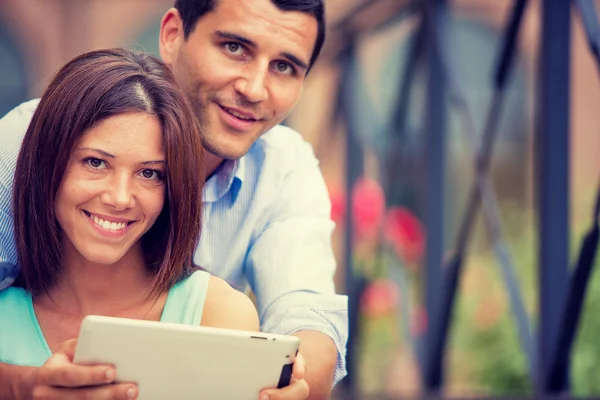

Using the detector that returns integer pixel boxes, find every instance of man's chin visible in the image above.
[202,139,248,162]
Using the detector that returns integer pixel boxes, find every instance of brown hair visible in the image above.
[13,48,204,297]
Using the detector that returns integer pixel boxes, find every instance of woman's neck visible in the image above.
[38,242,156,318]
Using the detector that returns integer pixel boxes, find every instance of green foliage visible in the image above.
[449,206,600,396]
[352,201,600,396]
[571,254,600,396]
[463,312,532,394]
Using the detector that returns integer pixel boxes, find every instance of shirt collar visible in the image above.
[202,156,245,204]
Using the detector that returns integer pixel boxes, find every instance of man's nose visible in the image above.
[234,63,269,103]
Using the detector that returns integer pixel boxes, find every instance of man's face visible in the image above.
[161,0,318,161]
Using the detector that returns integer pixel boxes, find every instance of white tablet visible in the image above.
[73,315,300,400]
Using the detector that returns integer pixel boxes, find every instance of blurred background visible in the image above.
[1,0,599,398]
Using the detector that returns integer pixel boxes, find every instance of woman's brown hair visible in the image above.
[13,48,204,297]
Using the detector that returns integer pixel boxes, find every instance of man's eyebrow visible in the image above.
[215,30,255,48]
[280,52,309,72]
[77,148,114,158]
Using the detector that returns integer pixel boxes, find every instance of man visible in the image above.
[0,1,348,399]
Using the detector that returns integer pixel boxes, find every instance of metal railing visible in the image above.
[334,0,600,397]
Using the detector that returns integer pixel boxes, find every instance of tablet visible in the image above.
[73,315,300,400]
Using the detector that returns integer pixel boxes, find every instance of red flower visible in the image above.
[326,177,386,243]
[360,279,400,318]
[384,207,426,266]
[352,178,385,240]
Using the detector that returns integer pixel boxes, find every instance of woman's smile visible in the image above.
[83,210,136,238]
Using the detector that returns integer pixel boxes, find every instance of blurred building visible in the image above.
[0,0,597,204]
[1,0,599,395]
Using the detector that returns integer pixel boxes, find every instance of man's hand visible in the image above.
[27,339,138,400]
[259,353,309,400]
[258,330,338,400]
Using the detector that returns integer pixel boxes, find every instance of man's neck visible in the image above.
[204,151,225,180]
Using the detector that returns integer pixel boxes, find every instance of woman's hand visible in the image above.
[28,339,138,400]
[258,352,310,400]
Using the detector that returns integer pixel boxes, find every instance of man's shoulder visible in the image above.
[259,124,306,149]
[0,99,40,152]
[11,99,40,114]
[0,99,41,202]
[247,125,316,172]
[0,99,40,128]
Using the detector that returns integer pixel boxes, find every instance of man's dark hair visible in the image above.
[174,0,325,70]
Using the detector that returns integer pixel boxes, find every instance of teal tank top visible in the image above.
[0,270,211,367]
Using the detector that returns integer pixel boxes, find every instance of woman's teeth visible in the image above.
[91,215,128,231]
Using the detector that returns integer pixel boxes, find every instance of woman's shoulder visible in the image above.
[0,286,29,308]
[200,275,260,332]
[0,286,32,328]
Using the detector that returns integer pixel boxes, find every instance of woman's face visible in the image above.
[54,112,166,265]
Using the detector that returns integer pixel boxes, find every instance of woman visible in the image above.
[0,48,258,399]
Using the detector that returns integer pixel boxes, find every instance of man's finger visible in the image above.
[32,382,138,400]
[291,353,306,380]
[259,378,309,400]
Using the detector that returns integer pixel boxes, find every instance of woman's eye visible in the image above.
[140,169,163,181]
[225,43,243,55]
[85,158,106,169]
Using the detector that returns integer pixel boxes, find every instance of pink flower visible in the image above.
[352,178,385,240]
[326,177,386,244]
[384,207,426,267]
[360,278,400,318]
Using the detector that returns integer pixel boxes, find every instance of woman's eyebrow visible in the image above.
[77,148,164,165]
[77,147,115,158]
[140,160,165,166]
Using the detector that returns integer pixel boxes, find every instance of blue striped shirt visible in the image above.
[0,99,348,384]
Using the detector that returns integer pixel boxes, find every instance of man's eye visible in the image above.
[275,61,293,75]
[225,43,243,55]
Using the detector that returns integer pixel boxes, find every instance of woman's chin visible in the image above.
[79,251,125,266]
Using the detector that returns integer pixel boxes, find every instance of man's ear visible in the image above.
[159,8,184,66]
